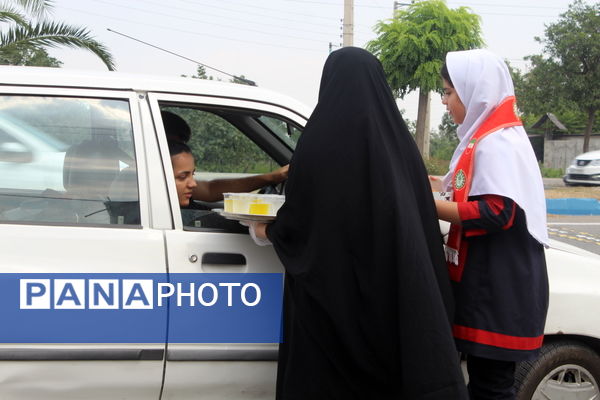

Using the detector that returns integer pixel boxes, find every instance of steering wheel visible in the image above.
[259,180,285,195]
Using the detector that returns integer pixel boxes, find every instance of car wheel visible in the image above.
[515,341,600,400]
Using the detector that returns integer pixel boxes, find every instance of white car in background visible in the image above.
[0,66,598,400]
[0,112,66,191]
[563,150,600,186]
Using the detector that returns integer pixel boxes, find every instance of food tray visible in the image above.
[213,209,276,222]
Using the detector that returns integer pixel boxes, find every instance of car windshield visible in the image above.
[257,115,302,149]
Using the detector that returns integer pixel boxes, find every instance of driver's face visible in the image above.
[171,152,197,207]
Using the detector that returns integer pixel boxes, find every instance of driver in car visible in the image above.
[162,110,288,202]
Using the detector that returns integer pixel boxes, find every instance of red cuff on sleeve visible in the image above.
[458,201,487,237]
[457,200,480,221]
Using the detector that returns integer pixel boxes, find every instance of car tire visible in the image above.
[515,341,600,400]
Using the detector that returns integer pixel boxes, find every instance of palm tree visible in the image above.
[0,0,115,70]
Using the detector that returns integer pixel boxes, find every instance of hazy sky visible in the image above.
[48,0,592,129]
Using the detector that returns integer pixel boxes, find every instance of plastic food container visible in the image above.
[223,193,285,216]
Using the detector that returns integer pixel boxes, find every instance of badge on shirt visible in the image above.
[454,169,466,191]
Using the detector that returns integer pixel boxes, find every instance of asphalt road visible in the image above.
[543,178,600,256]
[543,177,565,188]
[547,215,600,256]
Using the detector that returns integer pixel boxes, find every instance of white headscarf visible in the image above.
[442,49,549,247]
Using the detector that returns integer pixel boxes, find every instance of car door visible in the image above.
[147,92,306,400]
[0,88,167,399]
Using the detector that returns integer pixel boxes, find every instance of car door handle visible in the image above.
[201,252,246,266]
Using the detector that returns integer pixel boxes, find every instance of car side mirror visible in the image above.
[0,142,33,163]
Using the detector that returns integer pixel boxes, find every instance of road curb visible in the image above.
[546,198,600,215]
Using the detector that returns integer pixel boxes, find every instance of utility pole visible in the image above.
[342,0,354,47]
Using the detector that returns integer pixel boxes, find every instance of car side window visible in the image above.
[0,96,140,227]
[163,106,278,175]
[160,105,292,232]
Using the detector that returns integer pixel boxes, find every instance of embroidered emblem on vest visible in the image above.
[454,169,466,190]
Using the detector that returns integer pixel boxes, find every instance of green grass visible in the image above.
[539,164,564,178]
[424,158,451,176]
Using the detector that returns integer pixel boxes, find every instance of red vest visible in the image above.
[446,96,522,282]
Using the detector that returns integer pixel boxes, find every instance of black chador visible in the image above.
[266,47,468,400]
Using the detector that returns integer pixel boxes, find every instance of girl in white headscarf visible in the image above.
[433,49,549,400]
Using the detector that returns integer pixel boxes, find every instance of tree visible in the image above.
[0,0,114,70]
[230,75,253,86]
[367,0,483,159]
[182,65,215,80]
[0,46,61,66]
[519,0,599,152]
[182,65,254,86]
[509,59,600,134]
[430,112,458,160]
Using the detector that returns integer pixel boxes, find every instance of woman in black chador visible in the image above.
[250,47,468,399]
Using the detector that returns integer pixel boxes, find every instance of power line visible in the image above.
[280,0,569,10]
[107,28,257,86]
[447,2,569,10]
[132,0,336,36]
[176,0,340,24]
[197,0,371,33]
[281,0,385,8]
[93,0,332,43]
[61,6,323,53]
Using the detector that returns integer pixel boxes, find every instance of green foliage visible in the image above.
[194,65,208,79]
[367,0,484,97]
[515,0,599,146]
[539,163,564,178]
[181,65,216,80]
[230,74,255,86]
[0,46,61,66]
[423,157,450,176]
[0,0,114,70]
[164,107,276,174]
[524,109,600,134]
[511,56,600,134]
[11,0,52,18]
[429,112,458,160]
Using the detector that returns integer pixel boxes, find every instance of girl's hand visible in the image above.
[428,175,443,192]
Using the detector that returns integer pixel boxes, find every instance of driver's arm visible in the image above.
[192,165,288,202]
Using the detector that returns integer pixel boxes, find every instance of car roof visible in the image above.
[0,66,312,120]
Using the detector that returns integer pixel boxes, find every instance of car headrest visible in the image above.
[62,139,123,198]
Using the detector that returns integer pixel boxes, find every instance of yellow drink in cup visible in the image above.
[223,193,235,212]
[224,198,233,212]
[232,194,251,213]
[249,201,270,215]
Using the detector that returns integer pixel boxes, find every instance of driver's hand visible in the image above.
[271,164,289,183]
